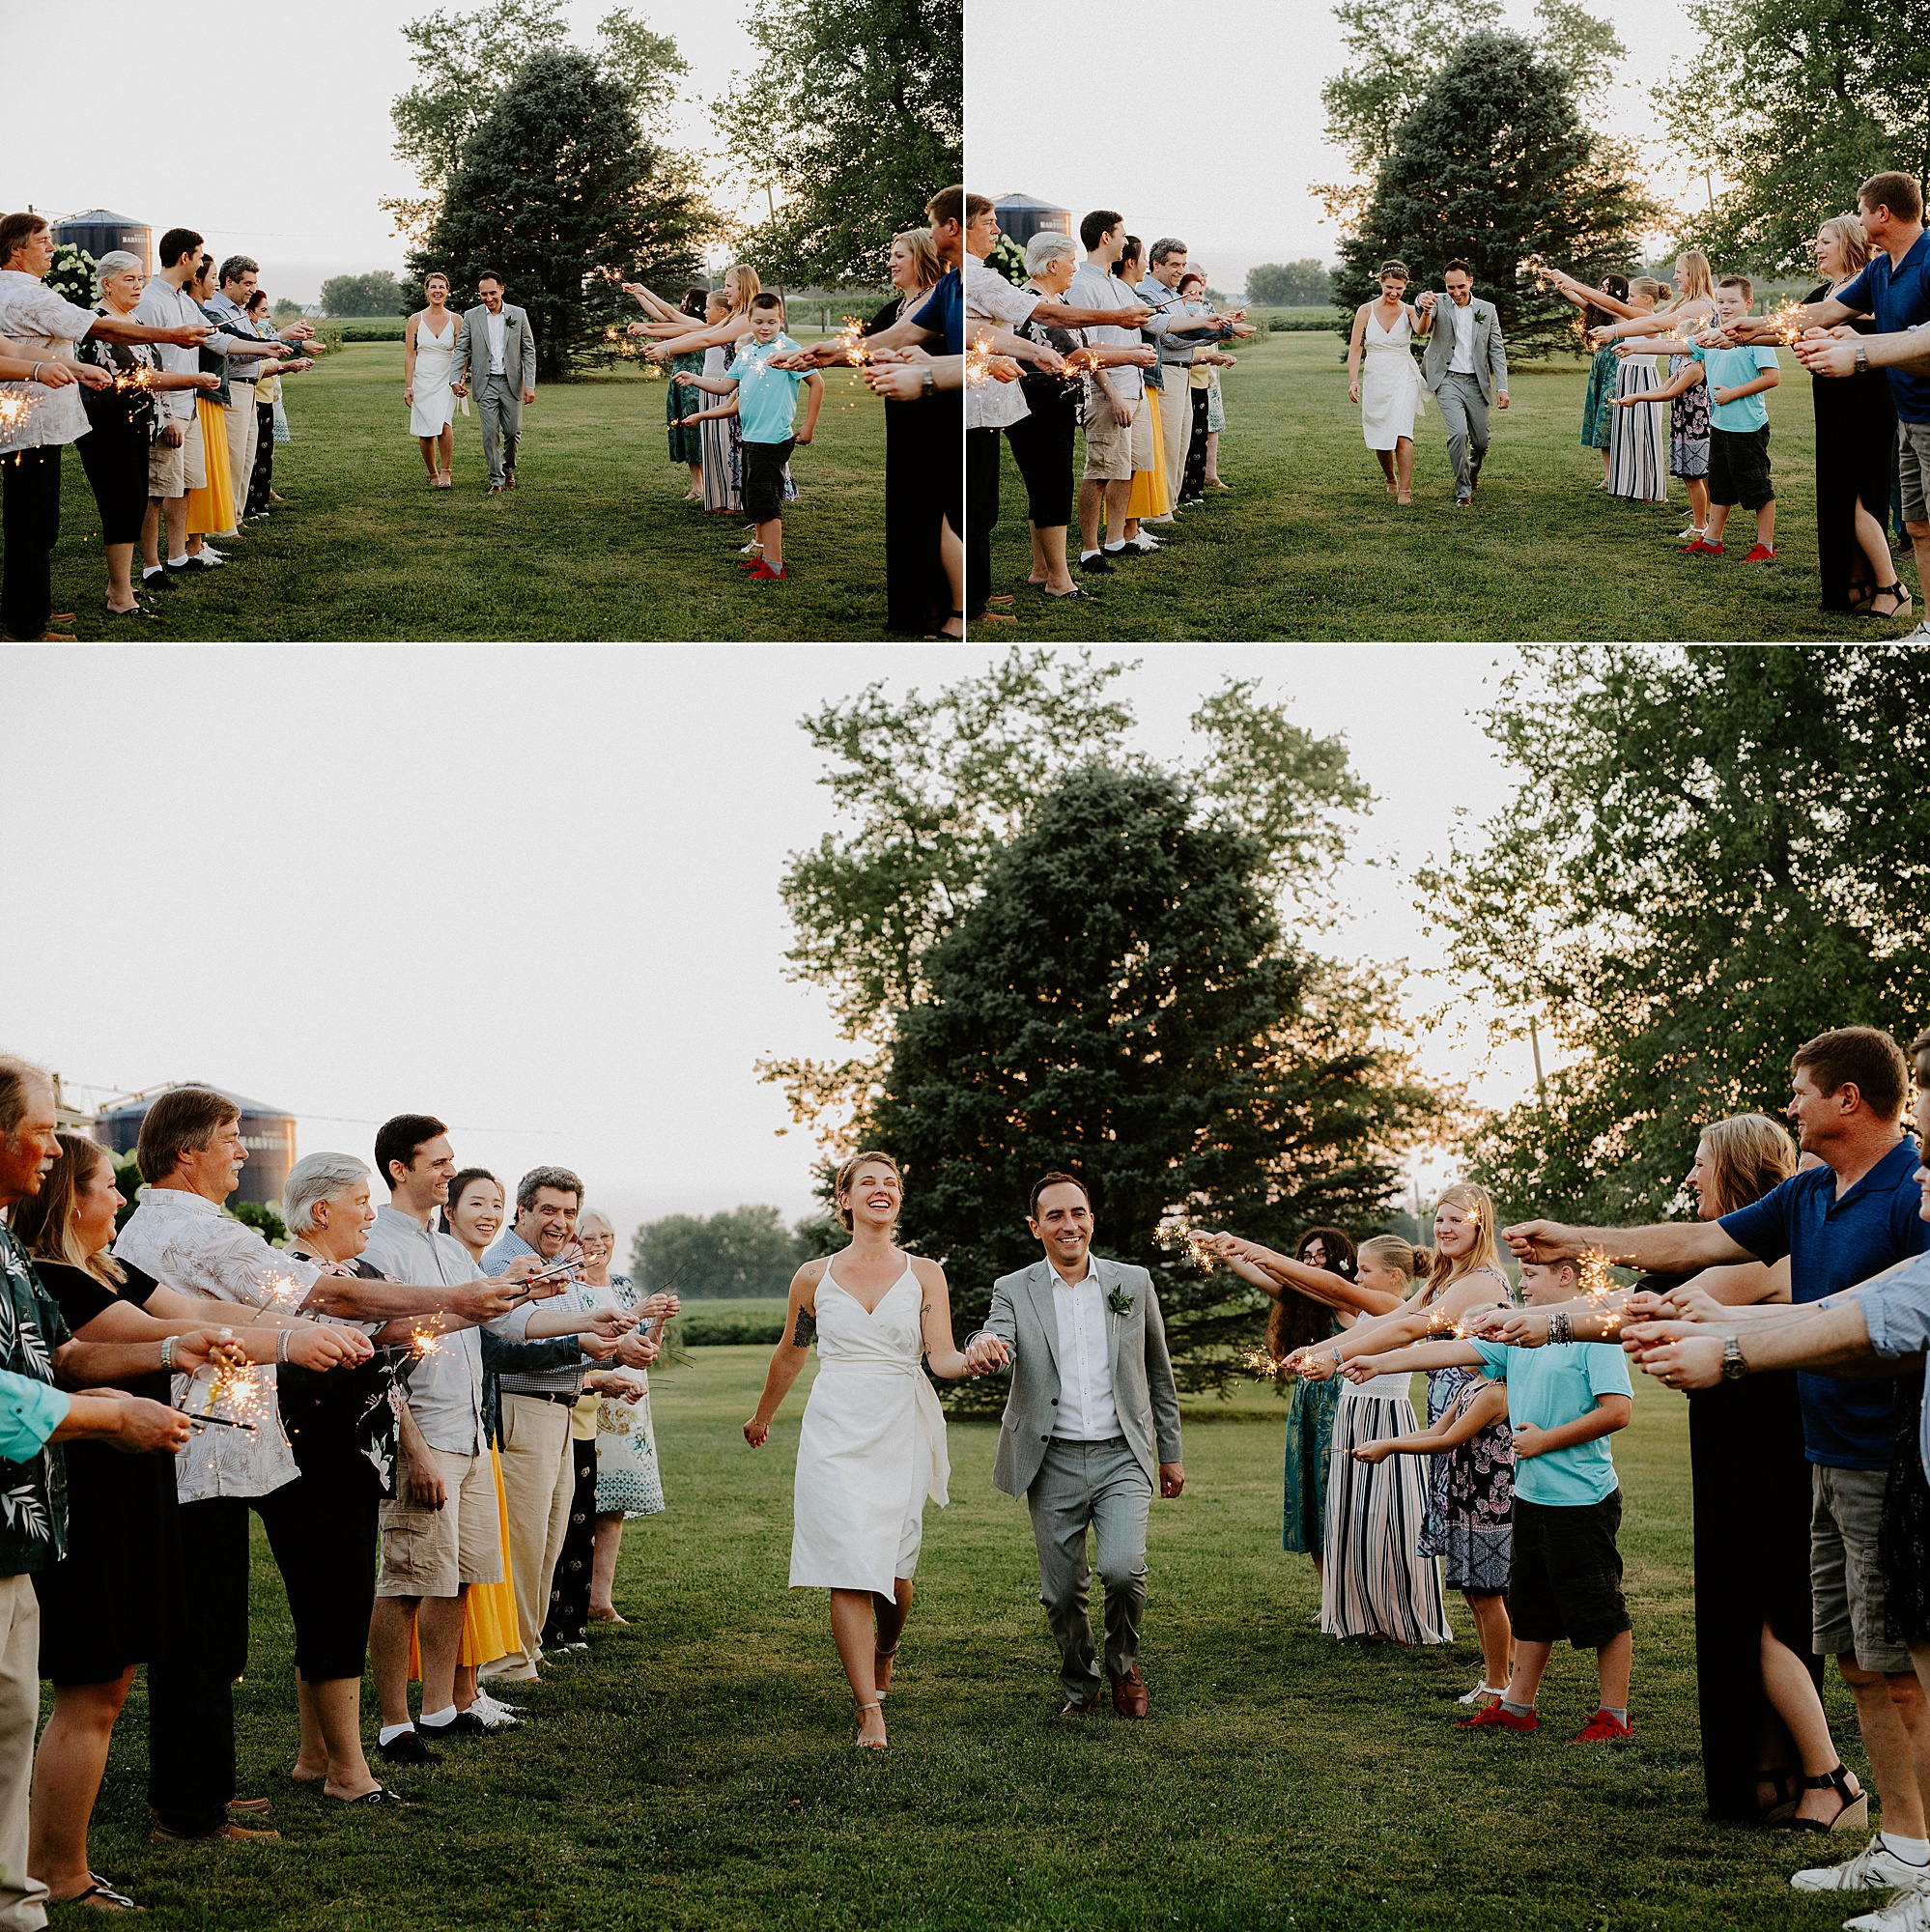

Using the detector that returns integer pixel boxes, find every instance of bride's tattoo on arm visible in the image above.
[791,1308,817,1348]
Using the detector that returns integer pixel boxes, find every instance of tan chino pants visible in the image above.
[482,1394,573,1681]
[0,1575,48,1929]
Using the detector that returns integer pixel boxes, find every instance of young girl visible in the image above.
[1294,1184,1517,1701]
[1605,278,1670,504]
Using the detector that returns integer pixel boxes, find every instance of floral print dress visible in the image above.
[587,1272,665,1518]
[1419,1364,1514,1594]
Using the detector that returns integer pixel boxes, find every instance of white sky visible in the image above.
[1,645,1538,1243]
[1,3,774,305]
[968,0,1702,289]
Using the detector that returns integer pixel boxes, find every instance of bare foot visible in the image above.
[323,1775,382,1802]
[1397,491,1412,505]
[290,1760,327,1784]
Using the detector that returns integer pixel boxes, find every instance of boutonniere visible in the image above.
[1473,306,1487,323]
[1105,1284,1134,1317]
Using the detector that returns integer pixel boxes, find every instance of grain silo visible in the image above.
[52,210,152,275]
[992,193,1073,255]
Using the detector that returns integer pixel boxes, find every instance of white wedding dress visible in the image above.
[410,313,457,436]
[790,1261,950,1596]
[1361,304,1423,450]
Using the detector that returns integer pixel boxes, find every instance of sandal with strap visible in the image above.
[1862,582,1915,622]
[854,1700,888,1750]
[51,1879,138,1910]
[1758,1766,1802,1825]
[338,1784,408,1806]
[923,611,965,640]
[874,1644,898,1702]
[1782,1763,1868,1833]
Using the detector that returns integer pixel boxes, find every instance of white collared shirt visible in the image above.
[114,1189,322,1502]
[1049,1256,1120,1441]
[1448,298,1477,375]
[486,309,507,375]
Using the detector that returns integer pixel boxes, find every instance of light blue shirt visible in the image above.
[1468,1338,1632,1507]
[1858,1249,1930,1485]
[1691,343,1779,432]
[729,334,807,444]
[482,1226,591,1396]
[0,1370,67,1463]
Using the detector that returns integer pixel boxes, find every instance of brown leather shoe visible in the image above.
[152,1819,281,1844]
[228,1798,271,1816]
[1059,1695,1099,1717]
[1109,1668,1149,1719]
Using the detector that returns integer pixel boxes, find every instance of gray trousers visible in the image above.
[478,372,523,485]
[1434,372,1490,497]
[1026,1435,1151,1701]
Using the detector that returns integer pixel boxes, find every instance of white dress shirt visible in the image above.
[363,1205,540,1457]
[114,1189,321,1501]
[1447,298,1477,376]
[1066,262,1147,404]
[486,309,507,376]
[1049,1257,1121,1441]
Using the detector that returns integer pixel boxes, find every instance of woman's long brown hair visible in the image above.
[11,1133,125,1287]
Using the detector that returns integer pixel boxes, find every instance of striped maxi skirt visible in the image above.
[1318,1385,1455,1644]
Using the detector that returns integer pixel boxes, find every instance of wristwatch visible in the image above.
[1720,1333,1746,1380]
[1854,341,1870,374]
[920,365,935,398]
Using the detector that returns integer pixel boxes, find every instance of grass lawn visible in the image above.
[979,330,1911,642]
[42,336,898,642]
[69,1346,1883,1930]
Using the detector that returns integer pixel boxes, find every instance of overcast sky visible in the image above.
[968,0,1699,289]
[1,645,1541,1245]
[3,2,771,304]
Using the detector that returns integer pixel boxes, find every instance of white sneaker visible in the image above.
[468,1696,520,1729]
[1795,1837,1930,1893]
[1846,1881,1930,1931]
[1456,1678,1505,1705]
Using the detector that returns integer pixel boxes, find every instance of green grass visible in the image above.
[67,1348,1881,1930]
[44,336,895,640]
[981,330,1905,640]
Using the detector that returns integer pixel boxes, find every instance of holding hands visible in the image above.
[962,1332,1012,1377]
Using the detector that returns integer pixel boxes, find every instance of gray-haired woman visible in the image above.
[73,249,218,619]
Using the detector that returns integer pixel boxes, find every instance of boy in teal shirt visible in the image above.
[1346,1255,1635,1738]
[682,292,823,582]
[1618,271,1781,560]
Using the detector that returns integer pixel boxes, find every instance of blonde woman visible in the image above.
[744,1153,976,1750]
[404,271,459,488]
[1295,1184,1517,1700]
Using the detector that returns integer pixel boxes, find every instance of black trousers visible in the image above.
[542,1434,598,1649]
[75,424,150,547]
[1180,386,1209,502]
[1,442,61,638]
[1005,395,1075,529]
[248,401,274,515]
[966,426,1002,618]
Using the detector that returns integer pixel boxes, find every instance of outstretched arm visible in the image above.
[915,1259,971,1378]
[1338,1338,1484,1379]
[744,1262,822,1444]
[1352,1378,1509,1461]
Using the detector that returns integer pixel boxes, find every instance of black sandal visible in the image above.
[1757,1766,1801,1824]
[51,1879,137,1909]
[1781,1763,1868,1833]
[338,1784,408,1806]
[1862,582,1915,621]
[923,611,966,639]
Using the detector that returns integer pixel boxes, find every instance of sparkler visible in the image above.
[1760,299,1810,346]
[1520,253,1555,293]
[965,330,996,385]
[0,394,31,428]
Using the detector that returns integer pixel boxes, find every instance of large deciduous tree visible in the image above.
[713,0,962,290]
[869,768,1440,1399]
[1333,28,1661,357]
[320,271,408,317]
[1658,0,1930,274]
[1245,262,1341,306]
[410,44,707,378]
[1418,645,1930,1225]
[630,1204,808,1297]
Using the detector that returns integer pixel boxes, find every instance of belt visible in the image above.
[231,374,257,385]
[504,1387,581,1406]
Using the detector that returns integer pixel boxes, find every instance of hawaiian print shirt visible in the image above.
[0,1223,71,1573]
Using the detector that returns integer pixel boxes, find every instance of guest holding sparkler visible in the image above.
[243,289,281,517]
[405,272,461,490]
[1210,1230,1449,1643]
[1294,1185,1518,1705]
[74,251,220,623]
[1346,1252,1635,1741]
[1517,1028,1930,1898]
[0,1060,208,1918]
[1604,280,1670,505]
[1542,270,1630,482]
[622,285,711,499]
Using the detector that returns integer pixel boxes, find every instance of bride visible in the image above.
[404,271,459,488]
[744,1151,976,1749]
[1346,260,1426,504]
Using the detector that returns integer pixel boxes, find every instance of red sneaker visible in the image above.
[1743,543,1776,562]
[1572,1709,1632,1742]
[1680,538,1723,555]
[748,560,787,582]
[1458,1701,1538,1732]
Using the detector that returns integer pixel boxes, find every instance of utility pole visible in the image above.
[1529,1015,1547,1109]
[761,184,785,307]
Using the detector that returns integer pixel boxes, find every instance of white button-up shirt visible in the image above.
[364,1205,539,1458]
[486,309,507,375]
[0,269,93,450]
[1447,298,1477,376]
[1049,1257,1120,1441]
[114,1189,321,1501]
[134,277,212,421]
[1066,261,1147,406]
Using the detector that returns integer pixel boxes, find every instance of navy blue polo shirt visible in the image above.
[1720,1136,1930,1467]
[1836,232,1930,424]
[912,269,963,355]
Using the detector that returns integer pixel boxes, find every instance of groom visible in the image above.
[1419,259,1509,506]
[964,1174,1183,1718]
[449,270,537,494]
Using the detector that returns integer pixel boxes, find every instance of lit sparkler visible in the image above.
[965,330,996,385]
[1760,300,1809,346]
[0,394,31,428]
[1521,253,1555,293]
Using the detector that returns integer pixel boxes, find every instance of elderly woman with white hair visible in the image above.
[274,1151,421,1804]
[71,247,219,621]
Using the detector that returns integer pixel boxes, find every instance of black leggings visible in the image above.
[1180,386,1209,502]
[1005,392,1076,528]
[543,1434,599,1649]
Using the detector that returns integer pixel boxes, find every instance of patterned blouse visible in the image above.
[76,308,161,440]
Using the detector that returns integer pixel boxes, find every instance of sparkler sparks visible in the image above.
[965,331,996,385]
[0,394,31,428]
[1760,299,1810,346]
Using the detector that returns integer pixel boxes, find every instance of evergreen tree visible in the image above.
[410,44,707,378]
[869,768,1441,1400]
[1333,29,1660,357]
[1419,645,1930,1224]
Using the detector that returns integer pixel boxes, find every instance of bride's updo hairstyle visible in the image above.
[836,1151,903,1229]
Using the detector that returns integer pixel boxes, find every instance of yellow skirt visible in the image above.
[184,396,235,536]
[409,1443,521,1676]
[1125,383,1172,521]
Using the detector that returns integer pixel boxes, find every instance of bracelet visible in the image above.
[29,363,41,384]
[1548,1310,1572,1346]
[1331,1346,1344,1371]
[277,1328,291,1363]
[159,1334,175,1372]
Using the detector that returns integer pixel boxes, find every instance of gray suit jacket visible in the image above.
[1420,295,1508,402]
[975,1257,1183,1498]
[450,302,537,406]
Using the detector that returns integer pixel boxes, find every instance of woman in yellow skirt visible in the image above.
[1103,236,1170,544]
[182,390,235,540]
